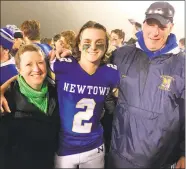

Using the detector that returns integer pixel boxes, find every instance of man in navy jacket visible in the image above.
[108,2,185,168]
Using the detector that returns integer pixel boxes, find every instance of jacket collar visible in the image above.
[135,31,180,58]
[12,81,56,117]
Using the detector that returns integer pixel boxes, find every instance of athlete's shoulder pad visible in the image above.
[59,57,73,63]
[106,63,118,70]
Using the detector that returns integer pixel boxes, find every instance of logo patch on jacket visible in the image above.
[121,74,127,78]
[159,75,174,91]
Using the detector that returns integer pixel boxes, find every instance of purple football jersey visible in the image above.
[53,56,120,156]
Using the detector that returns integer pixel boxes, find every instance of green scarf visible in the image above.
[17,75,48,113]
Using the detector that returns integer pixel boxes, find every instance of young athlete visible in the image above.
[1,21,120,168]
[50,21,120,168]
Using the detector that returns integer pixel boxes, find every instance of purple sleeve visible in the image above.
[106,64,120,89]
[53,57,74,75]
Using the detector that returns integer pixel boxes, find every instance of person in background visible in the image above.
[110,29,125,48]
[52,33,62,51]
[40,37,52,46]
[108,1,185,168]
[51,31,75,59]
[0,27,18,85]
[0,44,60,169]
[61,30,76,51]
[127,19,142,45]
[104,31,117,60]
[179,38,185,52]
[20,20,52,57]
[6,24,24,56]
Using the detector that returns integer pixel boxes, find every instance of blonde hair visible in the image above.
[61,30,76,50]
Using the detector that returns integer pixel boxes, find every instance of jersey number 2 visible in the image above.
[72,98,96,133]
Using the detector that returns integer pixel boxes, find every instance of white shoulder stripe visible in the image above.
[106,63,117,70]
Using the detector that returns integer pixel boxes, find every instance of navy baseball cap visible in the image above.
[145,1,175,26]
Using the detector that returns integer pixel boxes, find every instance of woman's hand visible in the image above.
[0,75,17,113]
[176,156,185,169]
[48,48,72,61]
[0,93,10,113]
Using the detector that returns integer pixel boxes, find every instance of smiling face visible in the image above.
[143,18,173,51]
[18,50,47,90]
[78,28,107,65]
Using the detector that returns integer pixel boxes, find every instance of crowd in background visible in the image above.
[0,19,185,80]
